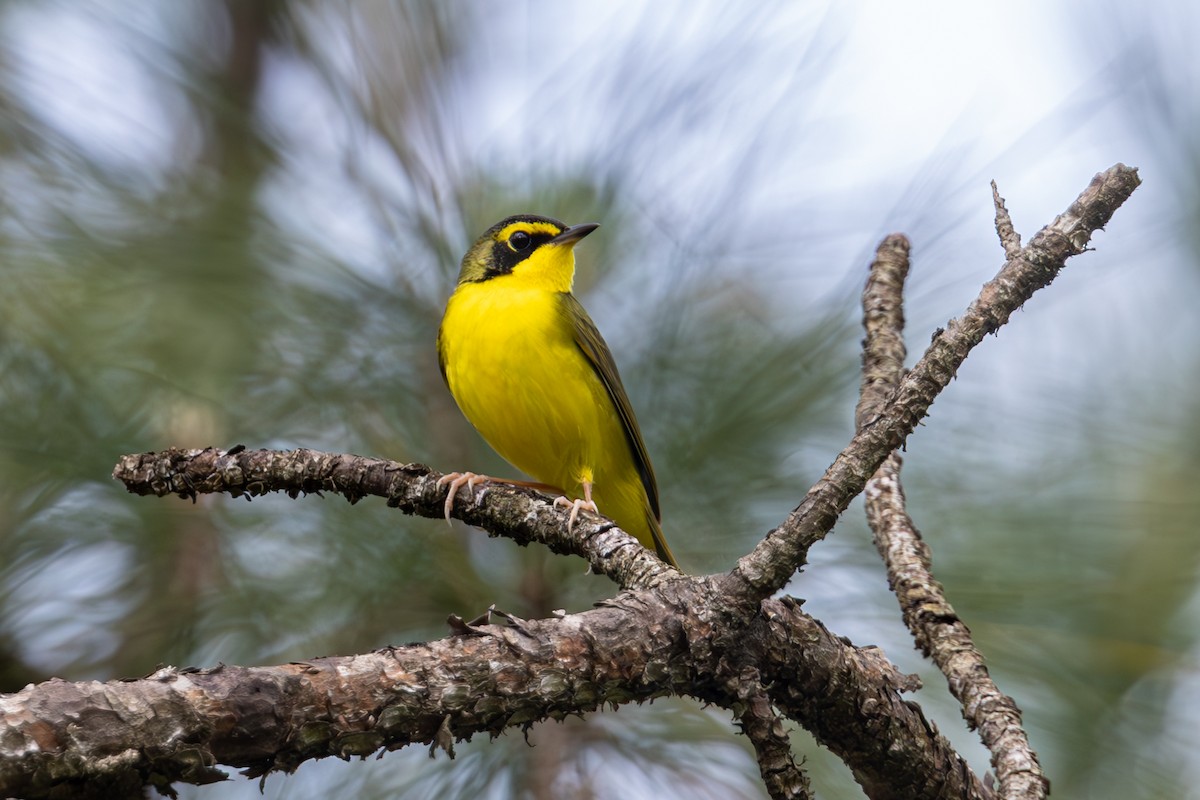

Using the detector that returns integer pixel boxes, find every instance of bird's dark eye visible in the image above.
[508,231,532,252]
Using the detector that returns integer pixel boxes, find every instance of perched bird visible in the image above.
[437,214,677,567]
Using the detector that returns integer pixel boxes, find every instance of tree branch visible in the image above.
[855,233,1048,799]
[0,593,694,798]
[731,672,812,800]
[111,447,677,591]
[2,581,977,799]
[726,163,1141,602]
[991,181,1023,259]
[749,598,988,800]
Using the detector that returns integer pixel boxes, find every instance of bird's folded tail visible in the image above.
[646,511,678,569]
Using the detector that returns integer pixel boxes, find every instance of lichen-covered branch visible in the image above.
[111,447,676,591]
[856,229,1047,800]
[727,163,1141,602]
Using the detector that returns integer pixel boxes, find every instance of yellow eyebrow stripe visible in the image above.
[495,221,562,240]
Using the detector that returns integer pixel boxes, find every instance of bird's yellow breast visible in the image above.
[439,280,625,495]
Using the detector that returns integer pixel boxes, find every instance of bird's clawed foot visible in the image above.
[553,480,599,533]
[436,471,489,524]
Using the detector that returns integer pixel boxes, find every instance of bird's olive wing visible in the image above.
[561,293,661,520]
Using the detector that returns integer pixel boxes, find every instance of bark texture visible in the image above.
[1,580,983,800]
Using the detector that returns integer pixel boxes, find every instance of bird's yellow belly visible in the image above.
[441,286,623,496]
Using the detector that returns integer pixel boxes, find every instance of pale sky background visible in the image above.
[3,0,1196,797]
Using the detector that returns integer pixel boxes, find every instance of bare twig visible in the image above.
[727,163,1140,603]
[856,235,1047,799]
[733,673,812,800]
[855,234,911,433]
[992,181,1023,259]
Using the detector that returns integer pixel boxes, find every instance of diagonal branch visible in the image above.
[111,447,677,591]
[725,163,1140,603]
[856,232,1048,799]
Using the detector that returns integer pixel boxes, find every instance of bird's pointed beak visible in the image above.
[550,223,600,247]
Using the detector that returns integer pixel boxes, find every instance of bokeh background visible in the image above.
[1,1,1196,798]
